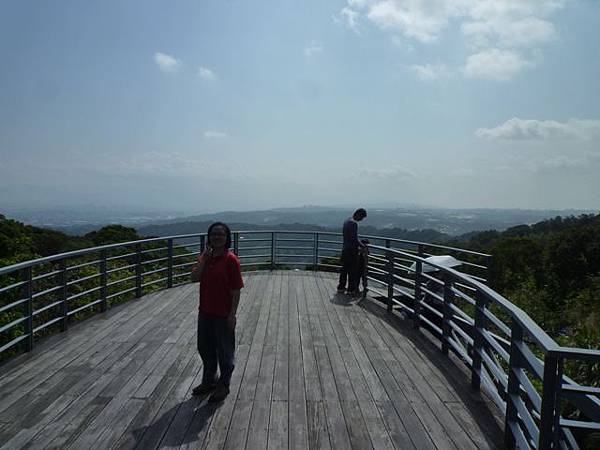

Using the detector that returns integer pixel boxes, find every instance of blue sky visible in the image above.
[1,0,599,212]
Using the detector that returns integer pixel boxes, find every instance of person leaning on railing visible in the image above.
[190,222,244,403]
[337,208,367,296]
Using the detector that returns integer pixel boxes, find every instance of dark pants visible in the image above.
[197,312,235,387]
[337,247,359,292]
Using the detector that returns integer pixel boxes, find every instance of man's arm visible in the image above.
[191,256,207,282]
[350,221,361,247]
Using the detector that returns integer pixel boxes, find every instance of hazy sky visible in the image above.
[1,0,599,213]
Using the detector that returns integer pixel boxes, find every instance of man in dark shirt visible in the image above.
[337,208,367,295]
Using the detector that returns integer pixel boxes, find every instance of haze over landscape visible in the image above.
[1,0,599,215]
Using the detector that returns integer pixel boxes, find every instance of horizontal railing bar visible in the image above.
[106,276,136,287]
[316,263,341,270]
[140,246,169,254]
[481,367,507,412]
[67,298,104,316]
[106,264,137,274]
[510,394,540,444]
[447,336,473,365]
[237,238,272,243]
[449,320,474,346]
[141,256,168,266]
[275,246,314,251]
[173,262,195,270]
[238,254,271,260]
[68,286,103,302]
[507,419,533,450]
[67,259,102,271]
[33,316,64,334]
[512,366,542,412]
[0,297,28,314]
[449,303,474,324]
[515,341,544,380]
[315,247,340,253]
[482,308,512,338]
[141,267,168,277]
[560,419,600,431]
[172,272,192,280]
[240,262,272,267]
[276,238,315,242]
[479,347,508,389]
[0,316,28,334]
[0,280,27,295]
[0,334,29,354]
[419,300,443,319]
[275,254,314,259]
[481,329,511,362]
[318,239,341,245]
[31,285,63,299]
[141,277,168,288]
[236,246,271,251]
[561,384,600,396]
[418,315,442,336]
[172,243,198,250]
[172,253,198,261]
[551,347,600,361]
[106,287,137,299]
[106,252,137,261]
[66,272,101,286]
[32,269,63,282]
[32,300,64,316]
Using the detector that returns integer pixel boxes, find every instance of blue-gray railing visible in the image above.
[0,230,598,449]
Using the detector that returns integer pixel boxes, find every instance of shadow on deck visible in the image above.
[0,271,503,449]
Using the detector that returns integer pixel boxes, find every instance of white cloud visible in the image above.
[154,52,181,73]
[409,63,448,81]
[475,118,600,140]
[304,41,324,57]
[463,49,533,81]
[198,66,217,80]
[356,166,417,182]
[340,7,361,32]
[339,0,570,81]
[204,130,228,139]
[462,17,555,49]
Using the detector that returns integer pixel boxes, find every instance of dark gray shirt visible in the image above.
[342,218,359,249]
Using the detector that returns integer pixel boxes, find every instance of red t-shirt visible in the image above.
[199,250,244,316]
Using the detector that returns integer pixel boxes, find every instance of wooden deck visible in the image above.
[0,271,503,449]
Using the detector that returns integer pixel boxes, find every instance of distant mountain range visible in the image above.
[7,205,595,237]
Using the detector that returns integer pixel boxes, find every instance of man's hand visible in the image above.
[227,314,236,330]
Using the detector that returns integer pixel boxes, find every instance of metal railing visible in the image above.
[0,230,598,449]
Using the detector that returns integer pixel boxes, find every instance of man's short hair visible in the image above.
[353,208,367,220]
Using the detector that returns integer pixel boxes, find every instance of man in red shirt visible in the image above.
[191,222,244,402]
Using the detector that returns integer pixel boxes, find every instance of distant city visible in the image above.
[2,205,596,237]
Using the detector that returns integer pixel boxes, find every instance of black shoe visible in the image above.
[208,385,230,403]
[192,383,216,396]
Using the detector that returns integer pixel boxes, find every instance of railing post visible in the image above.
[386,249,394,312]
[233,232,239,256]
[60,259,68,331]
[386,240,393,312]
[167,239,173,289]
[539,353,561,450]
[135,243,142,298]
[504,319,524,449]
[23,266,33,352]
[270,232,276,271]
[441,275,453,355]
[413,244,424,329]
[471,289,486,389]
[313,233,319,271]
[100,249,108,312]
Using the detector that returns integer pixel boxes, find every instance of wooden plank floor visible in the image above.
[0,271,503,449]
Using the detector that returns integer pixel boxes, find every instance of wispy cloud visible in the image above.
[198,66,217,80]
[304,41,324,57]
[463,49,533,81]
[356,166,417,182]
[409,63,448,81]
[154,52,181,73]
[204,130,228,139]
[476,118,600,141]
